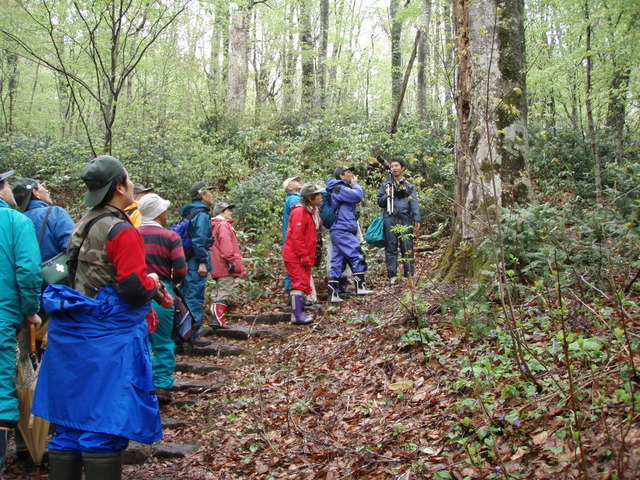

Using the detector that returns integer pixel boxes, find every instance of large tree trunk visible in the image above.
[435,1,455,128]
[443,0,529,275]
[299,0,315,110]
[390,0,403,106]
[1,51,19,134]
[226,6,249,117]
[417,0,432,124]
[207,2,229,109]
[281,3,296,112]
[317,0,329,109]
[605,67,630,164]
[583,0,602,204]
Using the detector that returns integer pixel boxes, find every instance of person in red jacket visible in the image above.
[282,183,323,325]
[209,202,246,327]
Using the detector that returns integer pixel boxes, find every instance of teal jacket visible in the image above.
[283,191,303,244]
[0,199,42,325]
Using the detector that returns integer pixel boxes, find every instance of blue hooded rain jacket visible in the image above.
[32,284,162,444]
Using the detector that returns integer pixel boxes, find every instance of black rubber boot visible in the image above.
[13,427,29,461]
[338,276,353,294]
[82,451,122,480]
[327,280,344,303]
[48,449,83,480]
[354,272,375,295]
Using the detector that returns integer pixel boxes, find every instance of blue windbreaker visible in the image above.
[283,191,303,244]
[23,199,75,262]
[325,179,363,235]
[32,284,162,444]
[180,201,213,267]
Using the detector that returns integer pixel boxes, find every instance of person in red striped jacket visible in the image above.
[138,194,188,404]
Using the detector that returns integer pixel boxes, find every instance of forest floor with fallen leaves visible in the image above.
[128,244,640,479]
[6,243,640,479]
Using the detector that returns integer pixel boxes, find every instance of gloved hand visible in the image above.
[228,262,236,274]
[154,282,174,309]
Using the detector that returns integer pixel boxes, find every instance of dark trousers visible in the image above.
[383,215,414,278]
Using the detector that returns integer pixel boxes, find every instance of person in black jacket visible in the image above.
[376,158,421,282]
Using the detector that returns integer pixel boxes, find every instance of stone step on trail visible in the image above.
[192,342,246,357]
[199,324,274,340]
[175,360,225,375]
[226,303,326,326]
[162,417,195,430]
[176,341,246,357]
[226,313,290,325]
[124,442,197,465]
[173,378,221,394]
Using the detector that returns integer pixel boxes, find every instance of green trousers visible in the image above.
[149,282,176,390]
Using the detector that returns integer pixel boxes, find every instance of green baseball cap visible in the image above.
[81,155,124,207]
[11,177,39,212]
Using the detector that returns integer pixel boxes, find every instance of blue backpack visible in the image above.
[319,190,338,229]
[169,207,207,259]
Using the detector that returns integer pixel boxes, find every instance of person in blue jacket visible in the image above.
[376,157,421,282]
[180,181,214,333]
[282,176,302,293]
[0,170,42,473]
[12,177,75,262]
[325,166,375,301]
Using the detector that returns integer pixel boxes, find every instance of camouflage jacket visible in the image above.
[69,204,156,303]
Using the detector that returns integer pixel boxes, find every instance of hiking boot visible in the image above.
[154,387,173,405]
[210,302,228,328]
[290,290,314,325]
[327,280,344,303]
[354,272,375,295]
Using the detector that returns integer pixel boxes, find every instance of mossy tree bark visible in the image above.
[443,0,530,278]
[226,5,250,117]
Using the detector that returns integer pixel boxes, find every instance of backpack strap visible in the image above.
[37,206,54,245]
[330,186,344,217]
[184,207,207,220]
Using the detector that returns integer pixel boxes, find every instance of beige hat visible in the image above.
[138,193,171,222]
[133,183,153,194]
[282,176,301,192]
[300,183,323,198]
[212,202,235,217]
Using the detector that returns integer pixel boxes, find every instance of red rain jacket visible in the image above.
[210,216,246,279]
[282,203,318,267]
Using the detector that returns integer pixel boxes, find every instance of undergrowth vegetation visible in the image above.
[394,139,640,477]
[1,117,639,477]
